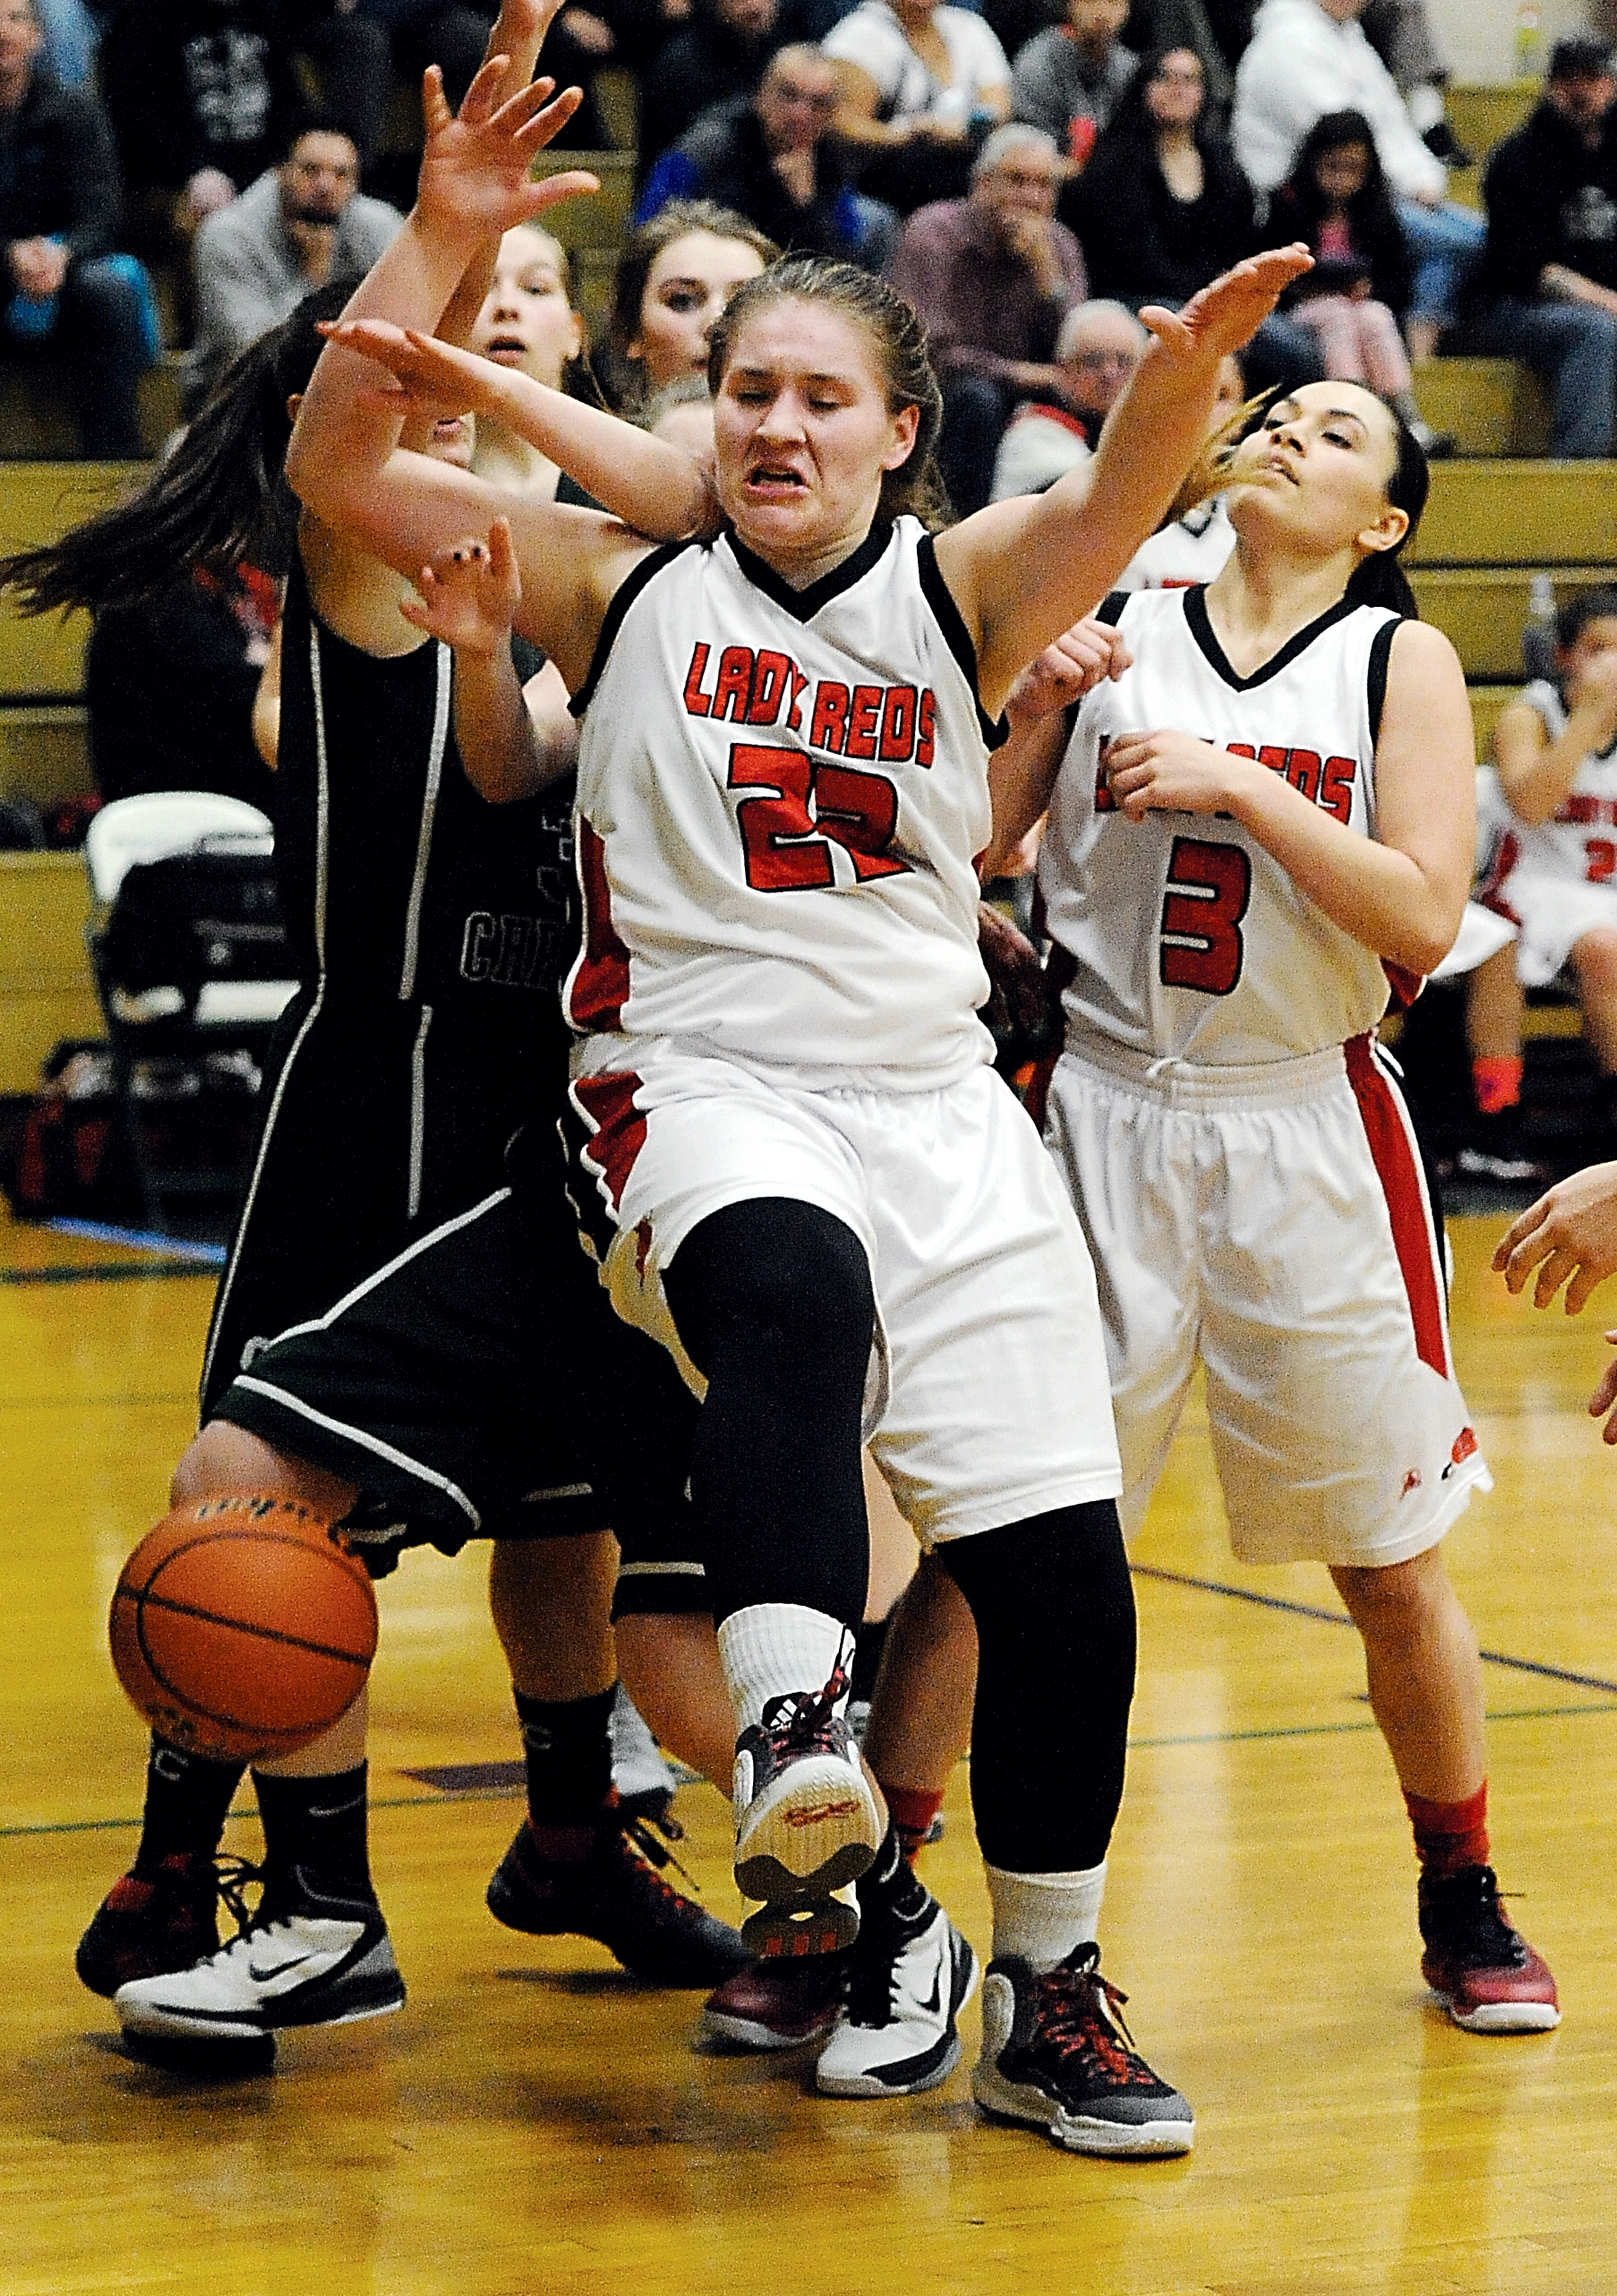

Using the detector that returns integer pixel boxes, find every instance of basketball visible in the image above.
[108,1493,379,1763]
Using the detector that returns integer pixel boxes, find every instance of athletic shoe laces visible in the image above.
[212,1853,264,1940]
[1423,1866,1529,1972]
[620,1813,703,1901]
[1034,1943,1160,2089]
[758,1661,853,1760]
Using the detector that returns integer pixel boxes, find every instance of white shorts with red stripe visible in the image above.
[566,1039,1122,1544]
[1043,1030,1490,1568]
[1484,867,1617,991]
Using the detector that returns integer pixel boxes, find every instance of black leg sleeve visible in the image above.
[939,1502,1136,1874]
[662,1198,874,1634]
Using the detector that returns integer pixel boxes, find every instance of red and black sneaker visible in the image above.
[699,1950,851,2051]
[971,1942,1194,2158]
[732,1663,880,1958]
[75,1853,255,1999]
[486,1814,752,1988]
[1419,1863,1560,2033]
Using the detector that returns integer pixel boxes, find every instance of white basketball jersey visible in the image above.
[1040,585,1405,1065]
[1116,498,1236,593]
[566,518,995,1081]
[1488,679,1617,888]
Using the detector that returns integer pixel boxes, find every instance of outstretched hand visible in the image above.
[1005,618,1132,731]
[401,520,523,654]
[417,44,599,241]
[321,320,509,418]
[1140,245,1313,366]
[1493,1160,1617,1313]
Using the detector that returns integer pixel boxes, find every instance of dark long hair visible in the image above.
[1345,401,1428,617]
[1091,45,1219,162]
[1281,109,1399,236]
[706,256,949,527]
[0,281,355,618]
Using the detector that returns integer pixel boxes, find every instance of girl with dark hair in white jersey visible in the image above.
[287,7,1306,2154]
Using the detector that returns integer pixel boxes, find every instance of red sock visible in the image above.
[1473,1057,1523,1116]
[1405,1783,1489,1876]
[882,1783,945,1864]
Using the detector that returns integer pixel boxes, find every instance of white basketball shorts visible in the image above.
[1489,867,1617,989]
[567,1043,1122,1544]
[1042,1031,1491,1568]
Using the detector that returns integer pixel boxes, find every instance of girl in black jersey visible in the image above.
[1,254,749,2053]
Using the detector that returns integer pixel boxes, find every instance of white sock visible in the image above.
[986,1860,1107,1974]
[715,1603,851,1737]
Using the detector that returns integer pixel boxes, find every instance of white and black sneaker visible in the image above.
[732,1661,881,1957]
[816,1891,978,2097]
[114,1868,405,2043]
[972,1942,1194,2158]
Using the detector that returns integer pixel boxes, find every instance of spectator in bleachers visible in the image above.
[825,0,1012,213]
[188,114,401,406]
[1231,0,1481,360]
[1065,46,1321,390]
[887,120,1083,510]
[0,0,155,455]
[1010,0,1136,168]
[636,47,894,263]
[989,294,1143,494]
[99,4,382,251]
[1270,107,1449,450]
[638,0,802,183]
[1466,37,1617,463]
[1360,0,1463,162]
[603,198,774,406]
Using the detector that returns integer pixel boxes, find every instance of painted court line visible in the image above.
[1132,1562,1617,1697]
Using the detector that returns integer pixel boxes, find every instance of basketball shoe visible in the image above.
[971,1942,1195,2157]
[1418,1864,1561,2032]
[699,1952,851,2050]
[76,1851,255,1998]
[486,1812,751,1986]
[815,1890,978,2098]
[732,1664,882,1957]
[113,1867,405,2042]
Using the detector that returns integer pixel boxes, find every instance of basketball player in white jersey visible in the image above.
[1482,585,1617,1153]
[282,8,1310,2154]
[977,380,1559,2034]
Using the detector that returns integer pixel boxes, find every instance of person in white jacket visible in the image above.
[1233,0,1480,356]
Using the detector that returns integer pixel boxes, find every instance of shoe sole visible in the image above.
[1430,1986,1561,2034]
[971,2066,1194,2158]
[816,1936,980,2098]
[117,1977,406,2042]
[699,2005,844,2051]
[734,1751,880,1902]
[741,1886,861,1958]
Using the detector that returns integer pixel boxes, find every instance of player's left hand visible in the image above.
[1005,618,1132,730]
[1105,729,1257,819]
[1140,245,1313,364]
[978,900,1058,1054]
[401,518,522,653]
[1493,1159,1617,1312]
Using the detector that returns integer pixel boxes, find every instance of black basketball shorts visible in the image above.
[213,1169,707,1603]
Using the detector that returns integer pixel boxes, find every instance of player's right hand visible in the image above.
[417,44,596,241]
[1493,1158,1617,1311]
[1004,619,1132,730]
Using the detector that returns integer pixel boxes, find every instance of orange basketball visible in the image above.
[109,1493,379,1763]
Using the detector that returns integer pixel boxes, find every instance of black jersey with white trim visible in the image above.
[566,516,996,1082]
[1040,584,1405,1064]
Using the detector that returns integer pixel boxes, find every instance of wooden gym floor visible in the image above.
[3,1207,1615,2295]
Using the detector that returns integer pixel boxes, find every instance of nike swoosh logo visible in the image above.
[248,1952,321,1982]
[919,1963,943,2016]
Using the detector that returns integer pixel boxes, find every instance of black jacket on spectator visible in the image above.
[1471,99,1617,305]
[638,0,809,178]
[87,573,273,813]
[1064,123,1255,303]
[651,98,855,256]
[100,0,306,193]
[0,65,121,260]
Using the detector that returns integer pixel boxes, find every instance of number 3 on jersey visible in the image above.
[728,742,906,890]
[1159,835,1252,994]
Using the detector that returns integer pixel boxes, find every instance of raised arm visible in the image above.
[1106,619,1474,976]
[1495,667,1617,828]
[934,248,1311,715]
[316,322,715,540]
